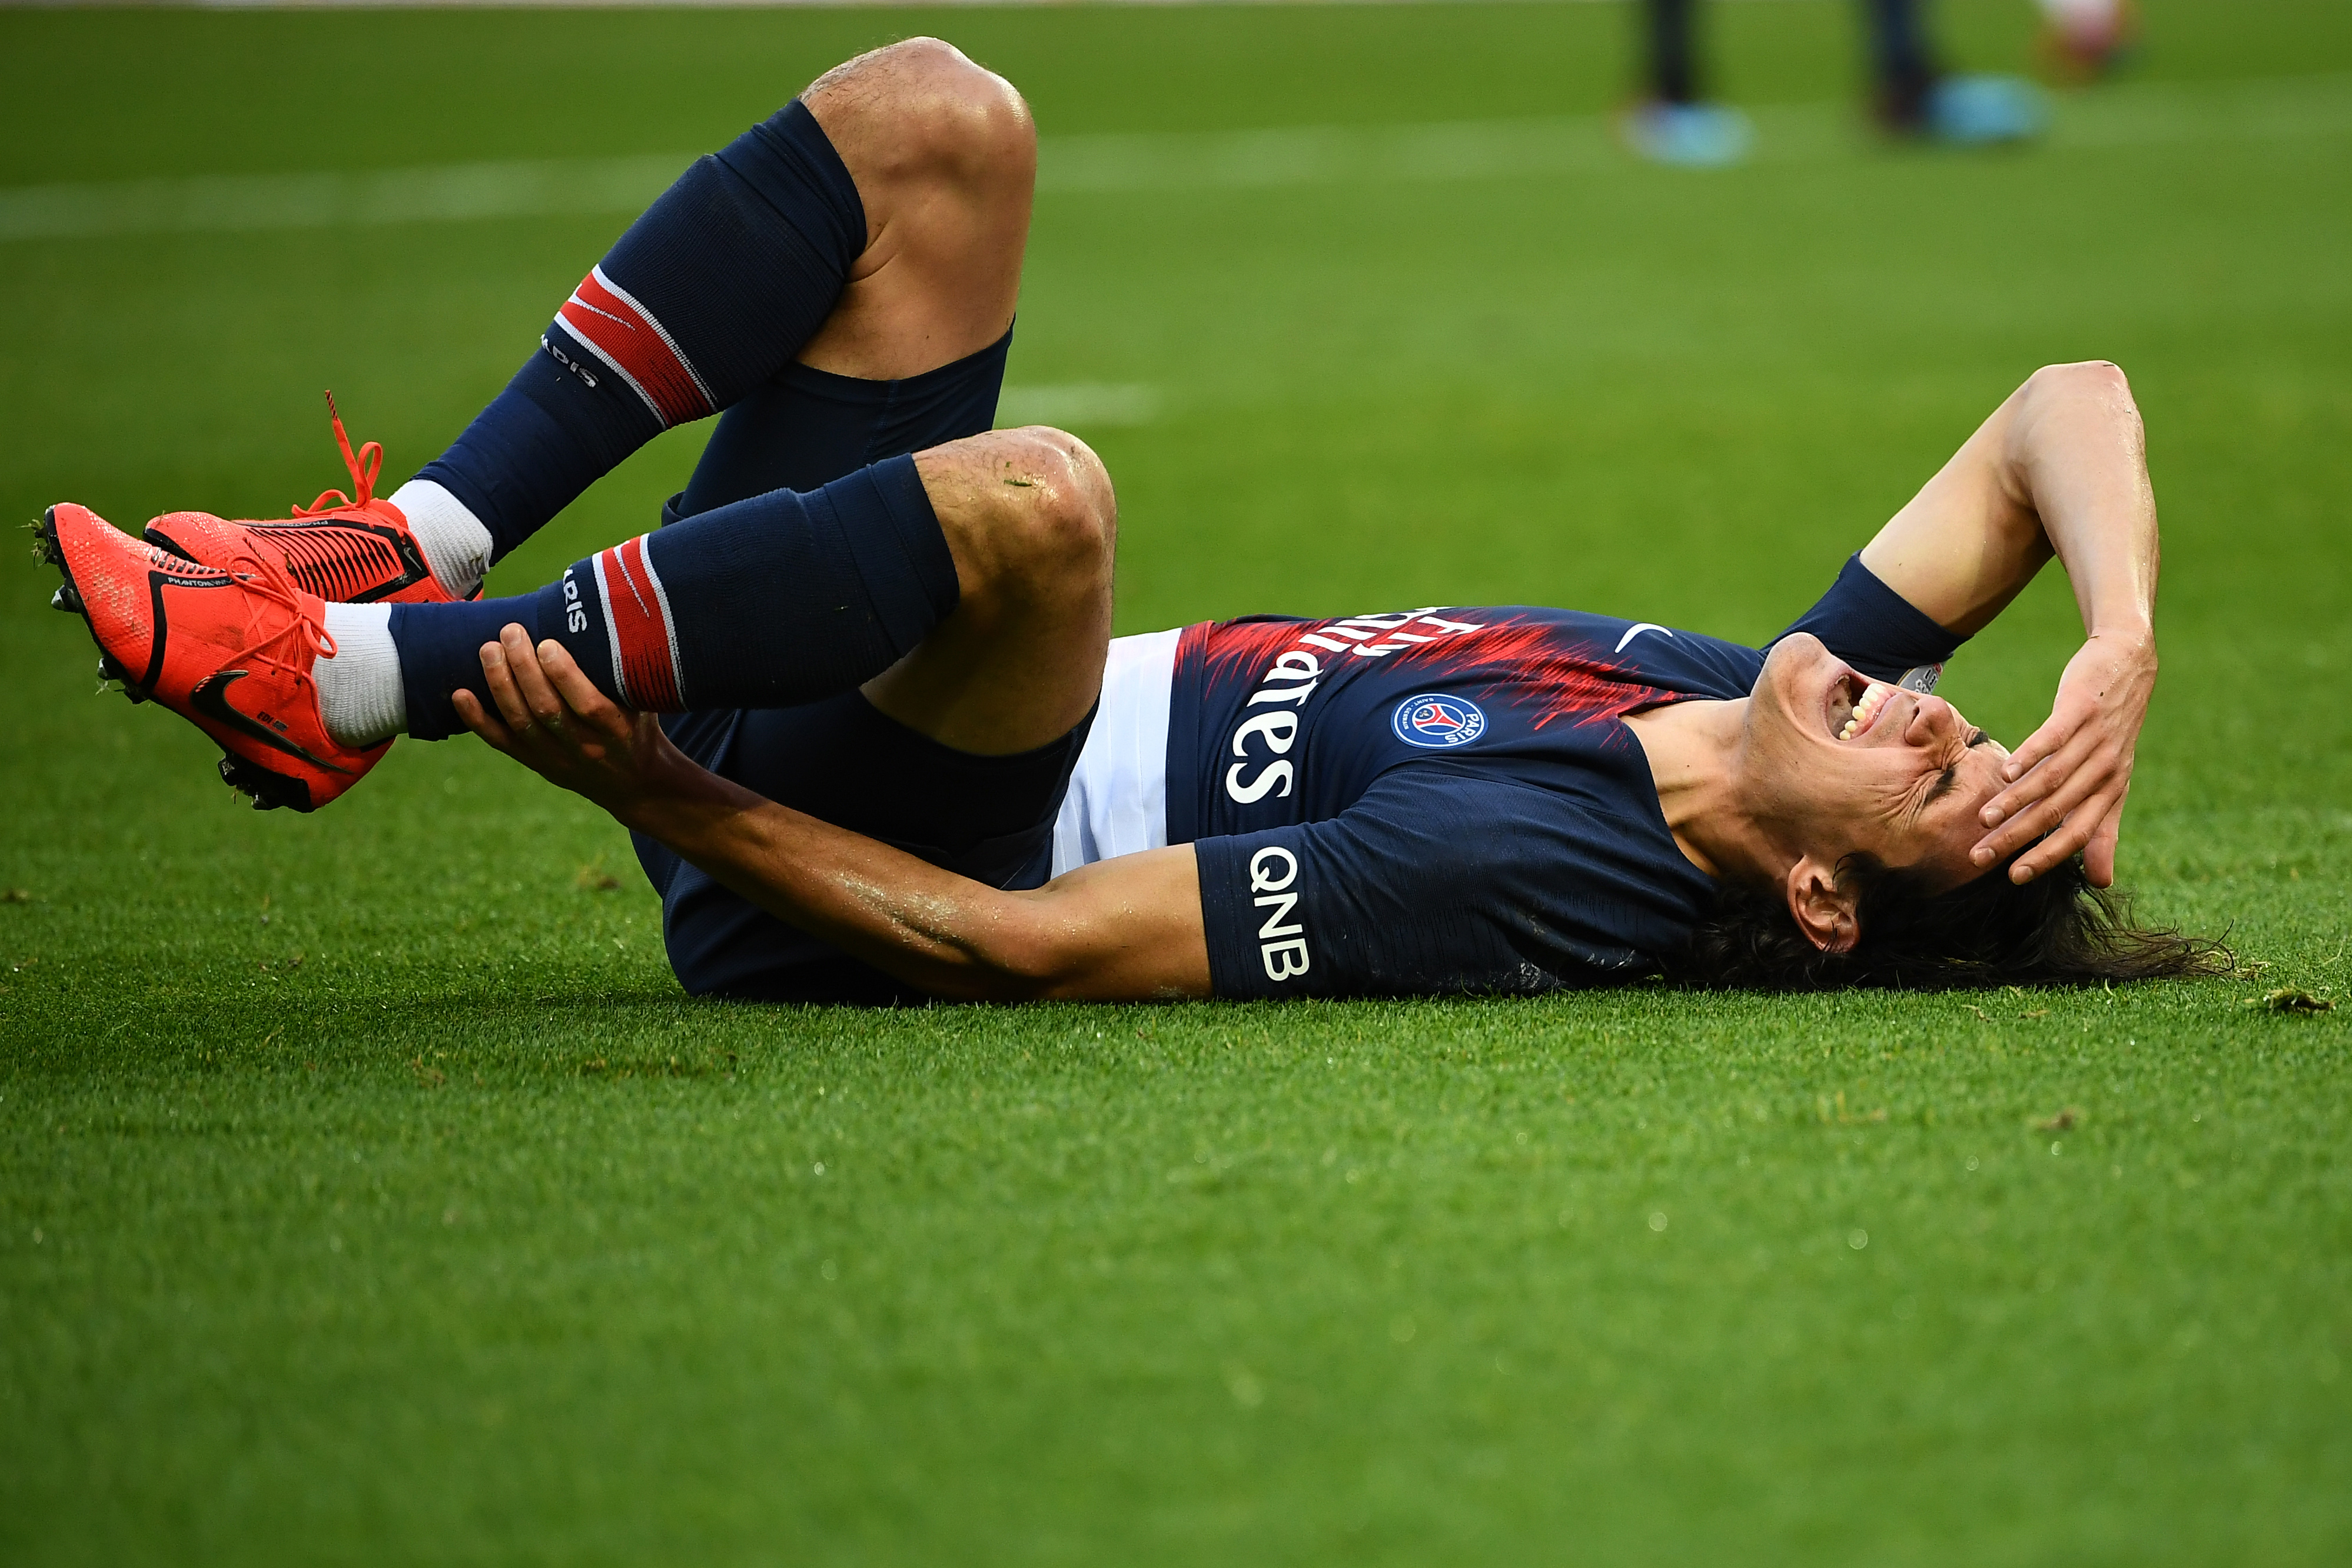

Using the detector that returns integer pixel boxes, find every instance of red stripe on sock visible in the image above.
[596,536,682,710]
[558,270,713,427]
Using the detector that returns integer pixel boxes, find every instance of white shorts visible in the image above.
[1051,627,1181,877]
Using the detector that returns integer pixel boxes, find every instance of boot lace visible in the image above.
[290,390,383,517]
[222,542,338,674]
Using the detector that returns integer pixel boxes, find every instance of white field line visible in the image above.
[0,153,695,242]
[2,74,2346,244]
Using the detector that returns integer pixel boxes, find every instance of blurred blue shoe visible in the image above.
[1924,74,2047,145]
[1622,101,1755,167]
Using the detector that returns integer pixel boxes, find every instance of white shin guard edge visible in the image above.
[316,602,407,747]
[389,478,494,600]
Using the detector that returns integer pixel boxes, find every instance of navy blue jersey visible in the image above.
[1171,555,1964,998]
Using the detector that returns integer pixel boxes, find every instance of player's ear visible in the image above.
[1786,855,1860,954]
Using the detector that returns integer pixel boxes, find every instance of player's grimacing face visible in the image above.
[1745,634,2010,893]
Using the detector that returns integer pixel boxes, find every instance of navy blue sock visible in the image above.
[393,456,956,740]
[413,101,865,560]
[388,593,553,741]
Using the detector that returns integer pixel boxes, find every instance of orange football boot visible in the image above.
[40,502,389,812]
[142,393,467,605]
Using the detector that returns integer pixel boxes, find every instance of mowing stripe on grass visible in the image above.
[3,72,2347,242]
[0,152,697,244]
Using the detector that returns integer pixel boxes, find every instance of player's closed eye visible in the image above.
[1924,730,1992,808]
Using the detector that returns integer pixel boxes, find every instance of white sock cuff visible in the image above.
[390,478,494,599]
[317,601,407,748]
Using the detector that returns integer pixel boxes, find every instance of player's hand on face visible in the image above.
[454,624,675,819]
[1970,630,2156,888]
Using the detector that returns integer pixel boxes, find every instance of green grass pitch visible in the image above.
[2,1,2349,1560]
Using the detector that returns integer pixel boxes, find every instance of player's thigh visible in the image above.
[798,39,1034,383]
[858,579,1109,758]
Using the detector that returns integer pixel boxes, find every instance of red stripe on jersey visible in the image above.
[557,268,714,427]
[593,536,682,710]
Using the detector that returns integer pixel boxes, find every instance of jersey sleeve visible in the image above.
[1191,765,1696,999]
[1773,553,1966,682]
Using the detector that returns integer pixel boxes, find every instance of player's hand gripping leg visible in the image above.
[456,626,682,822]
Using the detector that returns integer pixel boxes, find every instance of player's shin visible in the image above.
[409,102,866,574]
[384,455,958,740]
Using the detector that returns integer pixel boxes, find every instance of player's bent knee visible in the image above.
[906,55,1033,191]
[810,37,1033,188]
[945,426,1114,598]
[2029,358,2133,404]
[1003,429,1114,579]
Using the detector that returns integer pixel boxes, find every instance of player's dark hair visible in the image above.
[1668,852,2231,990]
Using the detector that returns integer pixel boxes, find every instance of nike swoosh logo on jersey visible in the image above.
[1614,622,1674,653]
[190,670,353,775]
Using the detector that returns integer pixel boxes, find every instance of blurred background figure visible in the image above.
[2038,0,2137,82]
[1623,0,2046,167]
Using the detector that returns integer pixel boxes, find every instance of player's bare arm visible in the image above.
[1853,360,2159,886]
[457,628,1208,1002]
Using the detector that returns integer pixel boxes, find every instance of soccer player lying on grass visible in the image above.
[40,39,2218,1003]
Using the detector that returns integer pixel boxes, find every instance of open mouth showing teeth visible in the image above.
[1829,674,1895,742]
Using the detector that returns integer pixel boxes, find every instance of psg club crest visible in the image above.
[1393,693,1487,749]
